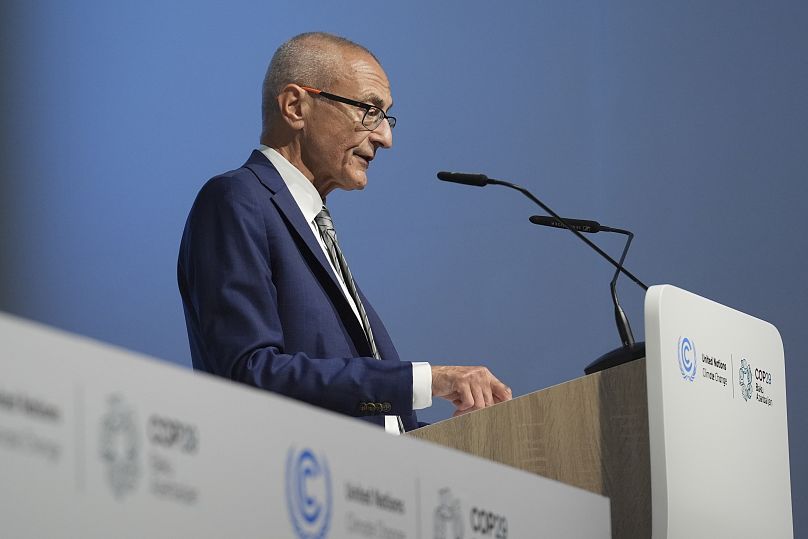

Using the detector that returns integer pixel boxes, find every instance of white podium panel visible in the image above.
[0,312,609,538]
[645,285,792,538]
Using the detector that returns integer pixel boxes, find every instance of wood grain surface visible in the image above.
[408,359,651,538]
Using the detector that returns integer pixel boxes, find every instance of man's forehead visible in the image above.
[337,52,393,107]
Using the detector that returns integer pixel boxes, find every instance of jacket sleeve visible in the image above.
[178,175,414,418]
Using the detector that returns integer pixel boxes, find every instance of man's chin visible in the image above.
[344,173,368,191]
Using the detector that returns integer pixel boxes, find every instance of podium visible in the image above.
[410,285,793,538]
[0,285,792,537]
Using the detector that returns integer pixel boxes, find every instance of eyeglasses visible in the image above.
[300,86,396,131]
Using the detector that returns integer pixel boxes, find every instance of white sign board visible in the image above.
[645,285,792,538]
[0,312,610,538]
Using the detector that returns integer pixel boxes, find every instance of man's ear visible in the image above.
[276,84,307,130]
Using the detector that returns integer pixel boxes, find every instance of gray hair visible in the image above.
[261,32,379,133]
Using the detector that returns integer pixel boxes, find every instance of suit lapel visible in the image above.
[272,186,341,287]
[243,152,373,357]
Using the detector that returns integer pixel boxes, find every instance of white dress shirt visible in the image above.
[259,146,432,434]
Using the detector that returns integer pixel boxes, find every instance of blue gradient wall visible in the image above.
[2,0,806,529]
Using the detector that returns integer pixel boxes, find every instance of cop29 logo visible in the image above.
[739,358,753,401]
[98,394,141,500]
[434,487,464,539]
[677,337,697,382]
[285,447,332,539]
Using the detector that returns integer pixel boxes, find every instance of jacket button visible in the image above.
[359,402,367,413]
[382,403,391,412]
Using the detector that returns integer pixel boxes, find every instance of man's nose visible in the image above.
[370,118,393,149]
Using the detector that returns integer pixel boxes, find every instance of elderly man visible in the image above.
[178,32,511,433]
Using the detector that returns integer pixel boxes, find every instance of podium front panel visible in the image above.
[645,285,792,538]
[0,312,610,538]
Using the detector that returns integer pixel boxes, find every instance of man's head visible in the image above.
[260,33,394,198]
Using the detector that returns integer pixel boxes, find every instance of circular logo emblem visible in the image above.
[285,447,332,539]
[678,337,697,382]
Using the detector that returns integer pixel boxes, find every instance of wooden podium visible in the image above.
[408,359,651,539]
[409,285,794,539]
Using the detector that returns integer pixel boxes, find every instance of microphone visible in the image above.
[436,169,648,375]
[436,171,648,291]
[437,171,490,187]
[529,215,602,234]
[530,214,645,374]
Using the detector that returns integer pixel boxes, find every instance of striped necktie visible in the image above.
[314,206,404,433]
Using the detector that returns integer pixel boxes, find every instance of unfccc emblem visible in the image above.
[677,337,697,382]
[285,446,332,539]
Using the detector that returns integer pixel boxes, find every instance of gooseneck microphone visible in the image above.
[437,171,648,291]
[530,215,646,374]
[437,170,649,375]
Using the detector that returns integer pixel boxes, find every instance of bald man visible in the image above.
[178,32,511,433]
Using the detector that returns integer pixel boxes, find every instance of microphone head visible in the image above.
[529,215,602,233]
[529,215,554,226]
[437,171,489,187]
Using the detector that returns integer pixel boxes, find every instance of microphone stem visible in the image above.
[608,228,635,346]
[607,227,633,288]
[487,178,649,291]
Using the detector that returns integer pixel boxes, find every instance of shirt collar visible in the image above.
[259,145,324,223]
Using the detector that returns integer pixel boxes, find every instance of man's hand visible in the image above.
[431,365,512,417]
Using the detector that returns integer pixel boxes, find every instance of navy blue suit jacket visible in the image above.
[178,151,419,430]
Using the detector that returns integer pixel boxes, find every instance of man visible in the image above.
[178,32,511,433]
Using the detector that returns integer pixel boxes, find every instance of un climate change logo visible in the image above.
[286,447,332,539]
[678,337,697,382]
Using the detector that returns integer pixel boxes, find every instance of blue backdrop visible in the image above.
[2,0,805,529]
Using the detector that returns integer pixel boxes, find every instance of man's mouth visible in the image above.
[355,153,373,167]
